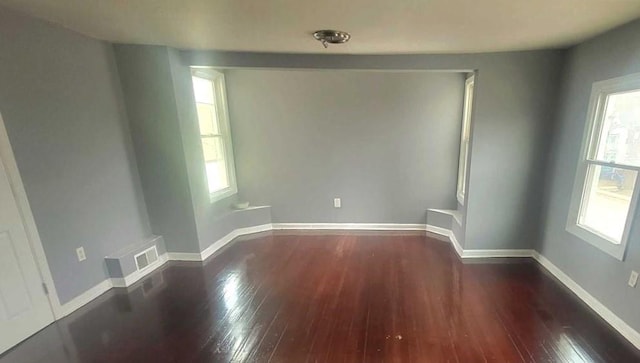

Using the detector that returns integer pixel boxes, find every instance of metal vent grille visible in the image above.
[134,246,158,271]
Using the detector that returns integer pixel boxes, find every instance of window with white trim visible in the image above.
[457,75,474,205]
[567,73,640,260]
[191,69,238,202]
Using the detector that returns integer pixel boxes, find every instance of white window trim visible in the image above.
[191,69,238,203]
[457,75,474,205]
[566,72,640,260]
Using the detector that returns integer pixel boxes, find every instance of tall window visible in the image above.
[191,69,237,202]
[457,75,474,205]
[567,73,640,260]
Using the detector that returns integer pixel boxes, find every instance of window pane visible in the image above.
[457,141,468,193]
[192,76,215,104]
[206,161,230,194]
[196,103,220,135]
[202,137,230,193]
[594,89,640,166]
[201,137,225,163]
[579,164,637,243]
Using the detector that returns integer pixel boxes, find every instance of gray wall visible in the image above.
[539,19,640,332]
[465,54,563,250]
[225,69,465,223]
[0,7,151,303]
[113,45,201,253]
[184,50,564,249]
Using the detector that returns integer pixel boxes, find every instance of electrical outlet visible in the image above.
[334,198,341,208]
[76,247,86,262]
[629,271,639,288]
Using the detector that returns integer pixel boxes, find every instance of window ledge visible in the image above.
[565,223,626,261]
[209,186,237,204]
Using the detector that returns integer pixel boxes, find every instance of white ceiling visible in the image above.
[2,0,640,54]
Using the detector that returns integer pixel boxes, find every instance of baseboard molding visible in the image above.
[58,279,113,318]
[200,223,273,261]
[427,223,640,350]
[52,222,640,351]
[272,223,427,231]
[58,254,170,318]
[532,251,640,350]
[166,252,202,261]
[448,230,465,258]
[462,249,535,258]
[426,224,533,259]
[56,223,428,317]
[425,224,450,236]
[111,253,169,288]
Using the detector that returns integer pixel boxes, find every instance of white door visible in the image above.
[0,134,55,354]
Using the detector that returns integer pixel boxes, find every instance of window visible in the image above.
[191,69,237,202]
[567,73,640,260]
[457,75,474,205]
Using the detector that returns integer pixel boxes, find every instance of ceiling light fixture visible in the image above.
[313,30,351,48]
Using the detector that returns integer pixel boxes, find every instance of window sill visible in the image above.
[209,186,237,204]
[565,223,626,261]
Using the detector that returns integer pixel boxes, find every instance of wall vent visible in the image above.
[134,246,158,271]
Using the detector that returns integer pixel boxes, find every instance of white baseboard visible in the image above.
[165,224,274,263]
[448,230,465,258]
[58,254,171,317]
[111,253,169,288]
[426,224,533,259]
[426,224,450,236]
[58,279,113,318]
[428,223,640,350]
[532,251,640,350]
[462,249,535,258]
[52,222,640,351]
[200,223,273,261]
[272,223,426,231]
[166,252,202,261]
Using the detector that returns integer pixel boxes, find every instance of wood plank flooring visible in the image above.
[1,231,639,362]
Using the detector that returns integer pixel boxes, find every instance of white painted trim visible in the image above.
[58,279,113,318]
[57,254,171,316]
[427,221,640,350]
[200,223,272,260]
[448,230,464,258]
[566,72,640,261]
[0,113,63,319]
[166,224,274,263]
[191,69,239,203]
[532,251,640,350]
[167,223,428,263]
[271,223,427,231]
[462,249,534,258]
[111,253,169,288]
[51,218,640,353]
[425,224,450,236]
[166,252,202,261]
[32,213,640,352]
[426,224,533,259]
[456,75,475,207]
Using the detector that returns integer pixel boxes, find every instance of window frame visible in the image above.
[191,69,238,203]
[566,72,640,260]
[457,75,474,205]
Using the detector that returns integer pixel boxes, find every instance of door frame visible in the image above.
[0,112,63,319]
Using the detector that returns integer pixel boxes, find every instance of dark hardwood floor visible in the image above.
[2,231,639,362]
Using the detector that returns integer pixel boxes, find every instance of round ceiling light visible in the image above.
[313,30,351,48]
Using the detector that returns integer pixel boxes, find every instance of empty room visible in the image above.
[1,1,640,362]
